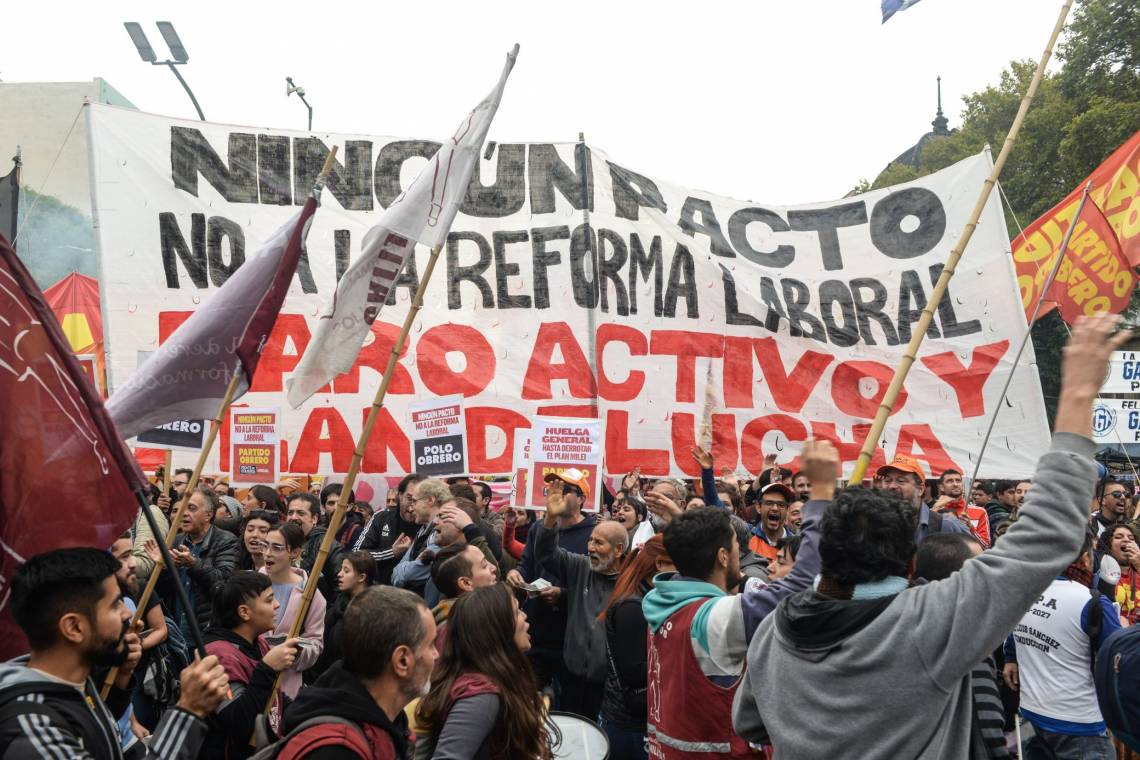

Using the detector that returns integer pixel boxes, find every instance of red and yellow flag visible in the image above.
[1012,130,1140,322]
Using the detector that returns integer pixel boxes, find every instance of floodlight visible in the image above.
[156,22,189,63]
[124,22,157,63]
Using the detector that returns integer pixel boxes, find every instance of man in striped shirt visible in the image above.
[0,548,229,759]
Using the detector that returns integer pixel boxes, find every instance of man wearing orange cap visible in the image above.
[877,455,971,545]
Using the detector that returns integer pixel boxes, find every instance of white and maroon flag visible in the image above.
[285,44,519,409]
[107,196,318,439]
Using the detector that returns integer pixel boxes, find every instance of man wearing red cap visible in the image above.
[876,455,972,545]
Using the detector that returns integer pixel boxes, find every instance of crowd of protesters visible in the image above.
[2,314,1140,758]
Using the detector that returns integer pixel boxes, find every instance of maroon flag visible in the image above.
[0,232,147,659]
[107,196,317,439]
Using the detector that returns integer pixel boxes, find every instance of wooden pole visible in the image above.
[264,242,446,714]
[162,449,172,495]
[848,0,1075,485]
[101,367,243,697]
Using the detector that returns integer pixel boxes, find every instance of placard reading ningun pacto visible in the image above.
[409,395,468,477]
[529,417,603,512]
[231,408,279,483]
[87,103,1051,479]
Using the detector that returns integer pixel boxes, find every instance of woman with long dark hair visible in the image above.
[236,509,280,571]
[307,550,377,684]
[597,535,674,760]
[242,484,283,517]
[415,583,555,759]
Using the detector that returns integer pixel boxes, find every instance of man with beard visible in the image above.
[643,439,835,759]
[109,535,168,747]
[354,473,423,585]
[532,474,628,719]
[1092,480,1129,538]
[391,478,451,597]
[0,548,229,759]
[877,455,971,545]
[791,471,812,504]
[276,586,433,759]
[505,469,598,700]
[748,483,794,562]
[933,469,991,547]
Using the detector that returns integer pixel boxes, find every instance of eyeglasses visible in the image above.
[263,542,288,553]
[1106,491,1127,499]
[761,499,787,508]
[172,480,189,487]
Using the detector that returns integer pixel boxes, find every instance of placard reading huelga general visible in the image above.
[528,417,603,512]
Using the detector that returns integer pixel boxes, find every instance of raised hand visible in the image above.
[1055,314,1131,438]
[690,446,713,471]
[800,440,840,501]
[645,491,683,525]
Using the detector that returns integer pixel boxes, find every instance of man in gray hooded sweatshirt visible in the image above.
[732,314,1127,759]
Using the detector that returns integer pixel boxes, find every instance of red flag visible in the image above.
[106,197,317,439]
[1012,130,1140,320]
[0,233,147,659]
[1048,198,1137,325]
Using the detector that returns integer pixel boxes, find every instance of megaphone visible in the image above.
[1098,554,1122,597]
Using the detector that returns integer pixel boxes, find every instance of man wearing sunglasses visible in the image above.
[1092,480,1131,538]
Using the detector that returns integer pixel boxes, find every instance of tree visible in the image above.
[854,0,1140,425]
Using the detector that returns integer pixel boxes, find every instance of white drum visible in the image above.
[549,712,610,759]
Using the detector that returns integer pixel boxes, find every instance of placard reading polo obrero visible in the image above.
[528,417,603,511]
[409,395,468,477]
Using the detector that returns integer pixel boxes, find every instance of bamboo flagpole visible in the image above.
[163,449,173,495]
[848,0,1075,485]
[101,368,244,698]
[101,145,341,699]
[968,182,1093,486]
[263,242,446,716]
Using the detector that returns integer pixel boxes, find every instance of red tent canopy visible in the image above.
[42,272,102,354]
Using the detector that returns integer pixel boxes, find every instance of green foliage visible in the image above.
[13,187,97,288]
[853,0,1140,426]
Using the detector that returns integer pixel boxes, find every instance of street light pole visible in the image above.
[286,77,313,131]
[164,61,205,121]
[124,21,205,122]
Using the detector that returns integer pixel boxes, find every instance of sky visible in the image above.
[3,0,1066,204]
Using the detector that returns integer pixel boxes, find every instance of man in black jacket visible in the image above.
[163,487,239,641]
[354,474,423,585]
[287,492,340,601]
[0,547,229,759]
[277,586,435,759]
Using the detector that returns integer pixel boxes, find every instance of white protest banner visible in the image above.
[1102,351,1140,394]
[88,103,1050,479]
[231,408,279,483]
[512,430,532,508]
[1092,398,1140,444]
[409,394,468,477]
[528,417,603,512]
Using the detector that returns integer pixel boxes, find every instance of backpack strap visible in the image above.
[276,716,372,760]
[1088,588,1105,674]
